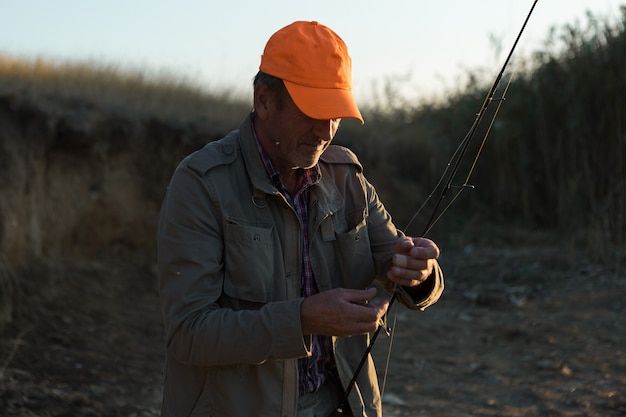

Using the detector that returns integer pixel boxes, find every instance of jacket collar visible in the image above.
[238,113,279,196]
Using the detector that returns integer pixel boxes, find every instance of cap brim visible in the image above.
[284,80,364,124]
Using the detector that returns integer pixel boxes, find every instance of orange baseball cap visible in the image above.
[260,21,364,124]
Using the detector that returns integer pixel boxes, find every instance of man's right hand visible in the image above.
[300,287,389,337]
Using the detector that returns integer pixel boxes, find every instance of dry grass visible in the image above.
[0,54,250,130]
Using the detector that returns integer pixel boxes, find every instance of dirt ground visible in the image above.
[0,244,624,417]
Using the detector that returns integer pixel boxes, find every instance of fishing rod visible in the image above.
[332,1,539,415]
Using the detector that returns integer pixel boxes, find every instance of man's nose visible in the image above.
[311,118,339,141]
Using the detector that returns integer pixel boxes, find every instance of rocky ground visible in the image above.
[0,244,624,417]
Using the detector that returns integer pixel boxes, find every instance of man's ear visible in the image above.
[253,84,272,120]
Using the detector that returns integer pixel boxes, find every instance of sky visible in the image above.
[1,1,624,103]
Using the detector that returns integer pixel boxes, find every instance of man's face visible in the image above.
[255,87,341,175]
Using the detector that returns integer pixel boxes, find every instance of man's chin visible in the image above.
[294,154,322,170]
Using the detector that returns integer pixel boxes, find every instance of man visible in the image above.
[157,21,444,417]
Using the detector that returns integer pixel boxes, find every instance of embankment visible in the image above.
[0,91,226,326]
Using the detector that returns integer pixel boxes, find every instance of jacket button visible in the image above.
[286,272,292,279]
[222,144,234,155]
[355,235,360,241]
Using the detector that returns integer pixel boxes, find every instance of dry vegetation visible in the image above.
[0,7,625,417]
[0,55,250,130]
[337,8,626,266]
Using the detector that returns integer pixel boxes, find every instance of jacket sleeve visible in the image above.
[394,262,444,310]
[157,158,309,367]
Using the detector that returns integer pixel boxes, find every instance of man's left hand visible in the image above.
[387,237,440,287]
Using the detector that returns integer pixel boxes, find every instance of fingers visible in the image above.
[346,288,388,325]
[395,236,415,253]
[388,237,440,287]
[346,287,377,305]
[355,297,389,321]
[301,288,389,337]
[411,237,441,259]
[389,258,432,286]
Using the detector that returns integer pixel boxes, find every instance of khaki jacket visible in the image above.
[157,114,444,417]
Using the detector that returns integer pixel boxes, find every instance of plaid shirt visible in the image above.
[254,135,335,396]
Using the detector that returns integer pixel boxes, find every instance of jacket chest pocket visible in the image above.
[334,217,375,290]
[319,207,375,290]
[223,221,277,303]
